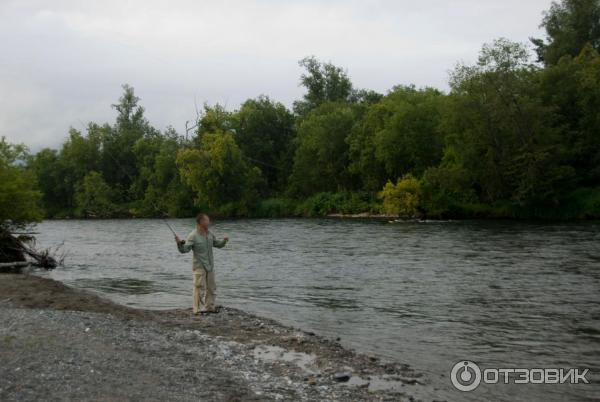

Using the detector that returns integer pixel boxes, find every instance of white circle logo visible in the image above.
[451,360,481,391]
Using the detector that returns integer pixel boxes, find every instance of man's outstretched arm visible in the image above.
[213,236,229,248]
[176,233,195,253]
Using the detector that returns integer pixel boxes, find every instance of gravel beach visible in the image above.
[0,274,440,402]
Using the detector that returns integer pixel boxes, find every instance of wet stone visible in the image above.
[333,372,351,382]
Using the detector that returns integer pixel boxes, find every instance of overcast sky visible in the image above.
[1,0,553,150]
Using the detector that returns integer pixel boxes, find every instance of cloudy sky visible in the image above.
[1,0,553,150]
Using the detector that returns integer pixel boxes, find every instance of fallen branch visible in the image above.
[0,230,64,270]
[0,261,30,268]
[0,261,30,273]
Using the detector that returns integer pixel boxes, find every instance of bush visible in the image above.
[216,202,247,218]
[294,192,379,217]
[553,187,600,219]
[0,138,43,231]
[576,188,600,219]
[296,193,341,216]
[338,192,377,214]
[252,198,297,218]
[0,165,43,231]
[378,175,421,218]
[420,165,476,218]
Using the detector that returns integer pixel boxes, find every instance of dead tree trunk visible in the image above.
[0,230,59,272]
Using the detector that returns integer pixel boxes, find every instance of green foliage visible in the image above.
[538,44,600,185]
[289,102,358,195]
[252,198,298,218]
[23,86,196,219]
[372,87,445,178]
[236,96,295,191]
[446,38,575,207]
[20,1,600,221]
[293,56,354,116]
[194,104,238,144]
[177,131,263,215]
[420,151,476,218]
[131,127,194,217]
[54,127,103,209]
[0,138,43,231]
[567,187,600,218]
[0,137,28,164]
[74,171,117,218]
[296,192,379,217]
[102,85,153,198]
[27,148,65,216]
[348,85,445,191]
[378,175,421,218]
[532,0,600,65]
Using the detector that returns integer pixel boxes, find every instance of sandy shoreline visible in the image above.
[0,274,439,401]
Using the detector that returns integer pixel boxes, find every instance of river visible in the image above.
[35,218,599,401]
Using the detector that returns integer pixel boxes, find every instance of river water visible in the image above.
[35,219,599,401]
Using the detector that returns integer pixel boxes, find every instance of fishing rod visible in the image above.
[163,219,178,239]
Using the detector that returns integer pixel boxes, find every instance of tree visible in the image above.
[177,130,263,214]
[532,0,600,64]
[348,86,446,191]
[193,103,238,146]
[57,127,102,210]
[132,127,194,217]
[27,148,65,216]
[25,85,200,219]
[293,56,354,116]
[101,85,151,199]
[74,171,117,218]
[349,89,384,105]
[0,137,43,232]
[289,102,358,195]
[445,39,575,207]
[346,99,391,192]
[130,130,165,202]
[538,44,600,185]
[420,147,477,217]
[235,96,295,191]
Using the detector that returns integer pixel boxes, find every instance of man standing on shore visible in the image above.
[176,213,229,314]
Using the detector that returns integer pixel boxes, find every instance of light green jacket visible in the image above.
[177,229,227,272]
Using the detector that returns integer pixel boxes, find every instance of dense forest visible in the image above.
[2,0,600,225]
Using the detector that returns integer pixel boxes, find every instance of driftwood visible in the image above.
[0,262,30,267]
[0,261,31,273]
[0,230,63,271]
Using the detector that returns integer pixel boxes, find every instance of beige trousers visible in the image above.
[192,269,216,313]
